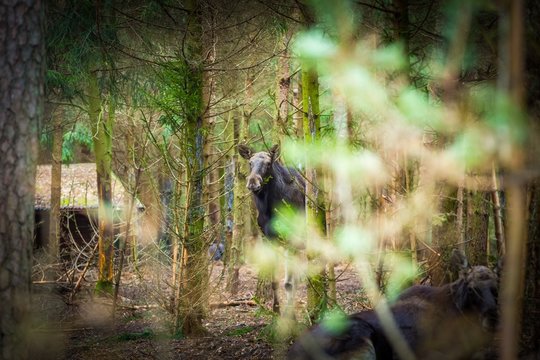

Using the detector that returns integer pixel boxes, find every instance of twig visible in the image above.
[210,300,257,309]
[68,241,99,304]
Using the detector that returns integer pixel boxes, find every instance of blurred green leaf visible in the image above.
[373,43,408,72]
[336,225,374,257]
[321,308,349,335]
[385,253,417,301]
[398,89,443,130]
[293,30,336,63]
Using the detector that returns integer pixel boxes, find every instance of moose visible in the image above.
[288,250,500,359]
[238,143,305,314]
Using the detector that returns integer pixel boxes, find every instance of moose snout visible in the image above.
[247,175,263,192]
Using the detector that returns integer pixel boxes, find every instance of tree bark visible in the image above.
[0,1,44,358]
[227,111,244,295]
[275,29,291,141]
[490,164,506,257]
[465,190,490,266]
[302,66,327,321]
[88,72,115,295]
[521,0,540,355]
[177,0,211,336]
[48,107,64,268]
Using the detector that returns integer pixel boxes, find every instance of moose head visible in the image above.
[449,249,500,331]
[451,266,499,331]
[238,144,280,193]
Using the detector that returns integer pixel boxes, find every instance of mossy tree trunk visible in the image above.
[302,66,327,321]
[176,0,211,336]
[202,6,220,252]
[88,71,115,295]
[227,110,245,295]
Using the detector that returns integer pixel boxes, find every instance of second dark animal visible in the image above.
[288,251,500,360]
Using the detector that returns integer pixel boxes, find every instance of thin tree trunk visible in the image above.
[275,29,292,141]
[302,66,327,321]
[293,75,303,138]
[491,164,506,257]
[48,108,64,269]
[456,184,465,252]
[223,111,234,268]
[0,1,44,357]
[88,72,115,295]
[203,7,220,249]
[227,110,244,295]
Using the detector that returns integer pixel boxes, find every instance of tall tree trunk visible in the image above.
[302,66,327,321]
[293,75,303,138]
[180,107,207,336]
[0,1,44,358]
[499,0,526,358]
[227,111,244,294]
[491,164,506,257]
[202,4,220,250]
[48,107,64,270]
[275,29,291,141]
[178,0,210,336]
[88,72,115,295]
[522,0,540,354]
[223,111,234,267]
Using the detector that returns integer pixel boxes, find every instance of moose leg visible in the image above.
[271,276,281,314]
[284,249,297,319]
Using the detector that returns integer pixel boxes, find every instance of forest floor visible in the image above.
[30,261,368,360]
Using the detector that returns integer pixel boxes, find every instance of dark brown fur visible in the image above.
[288,259,499,360]
[238,144,305,314]
[238,144,305,239]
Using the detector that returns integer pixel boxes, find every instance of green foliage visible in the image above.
[398,88,443,130]
[116,329,155,342]
[320,308,349,335]
[226,326,255,337]
[94,280,113,296]
[293,30,336,65]
[384,254,418,301]
[153,61,203,131]
[62,123,94,163]
[335,225,374,258]
[46,70,80,99]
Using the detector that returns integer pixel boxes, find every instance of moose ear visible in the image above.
[238,144,252,159]
[450,248,470,277]
[269,144,280,160]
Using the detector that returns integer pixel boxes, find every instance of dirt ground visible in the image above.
[29,261,367,360]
